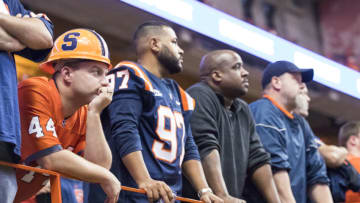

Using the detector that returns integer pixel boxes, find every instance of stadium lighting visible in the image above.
[121,0,360,100]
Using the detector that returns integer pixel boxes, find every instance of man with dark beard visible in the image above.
[87,21,223,203]
[182,50,280,203]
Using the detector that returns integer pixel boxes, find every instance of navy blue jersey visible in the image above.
[61,178,83,203]
[87,61,200,202]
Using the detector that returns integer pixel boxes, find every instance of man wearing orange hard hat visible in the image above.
[15,28,120,203]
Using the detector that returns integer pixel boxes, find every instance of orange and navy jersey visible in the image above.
[89,61,200,200]
[15,76,87,202]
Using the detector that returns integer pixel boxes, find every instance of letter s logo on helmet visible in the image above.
[40,28,111,74]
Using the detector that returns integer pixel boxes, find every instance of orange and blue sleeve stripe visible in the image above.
[178,87,195,111]
[114,61,154,92]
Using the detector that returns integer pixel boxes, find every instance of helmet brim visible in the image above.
[39,54,112,74]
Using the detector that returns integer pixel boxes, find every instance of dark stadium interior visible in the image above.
[20,0,360,145]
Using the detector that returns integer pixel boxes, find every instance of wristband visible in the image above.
[197,187,213,198]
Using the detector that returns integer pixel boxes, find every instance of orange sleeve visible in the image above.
[72,106,87,156]
[73,133,86,156]
[18,79,63,164]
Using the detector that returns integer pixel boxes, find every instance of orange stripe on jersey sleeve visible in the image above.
[4,3,9,13]
[179,87,195,111]
[115,61,153,92]
[73,134,86,156]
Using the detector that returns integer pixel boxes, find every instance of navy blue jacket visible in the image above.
[250,97,329,203]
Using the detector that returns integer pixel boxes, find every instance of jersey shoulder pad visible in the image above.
[18,77,49,89]
[18,77,53,101]
[112,61,154,92]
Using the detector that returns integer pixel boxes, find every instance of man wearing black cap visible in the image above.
[249,61,333,203]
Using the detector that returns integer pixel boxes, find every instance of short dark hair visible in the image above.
[338,121,360,147]
[53,59,92,73]
[133,21,171,45]
[63,59,93,68]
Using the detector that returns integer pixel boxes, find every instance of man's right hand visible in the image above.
[100,172,121,203]
[138,178,175,203]
[222,195,246,203]
[88,86,114,115]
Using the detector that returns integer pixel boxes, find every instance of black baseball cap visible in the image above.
[261,60,314,89]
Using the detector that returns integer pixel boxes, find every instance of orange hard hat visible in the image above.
[40,28,111,74]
